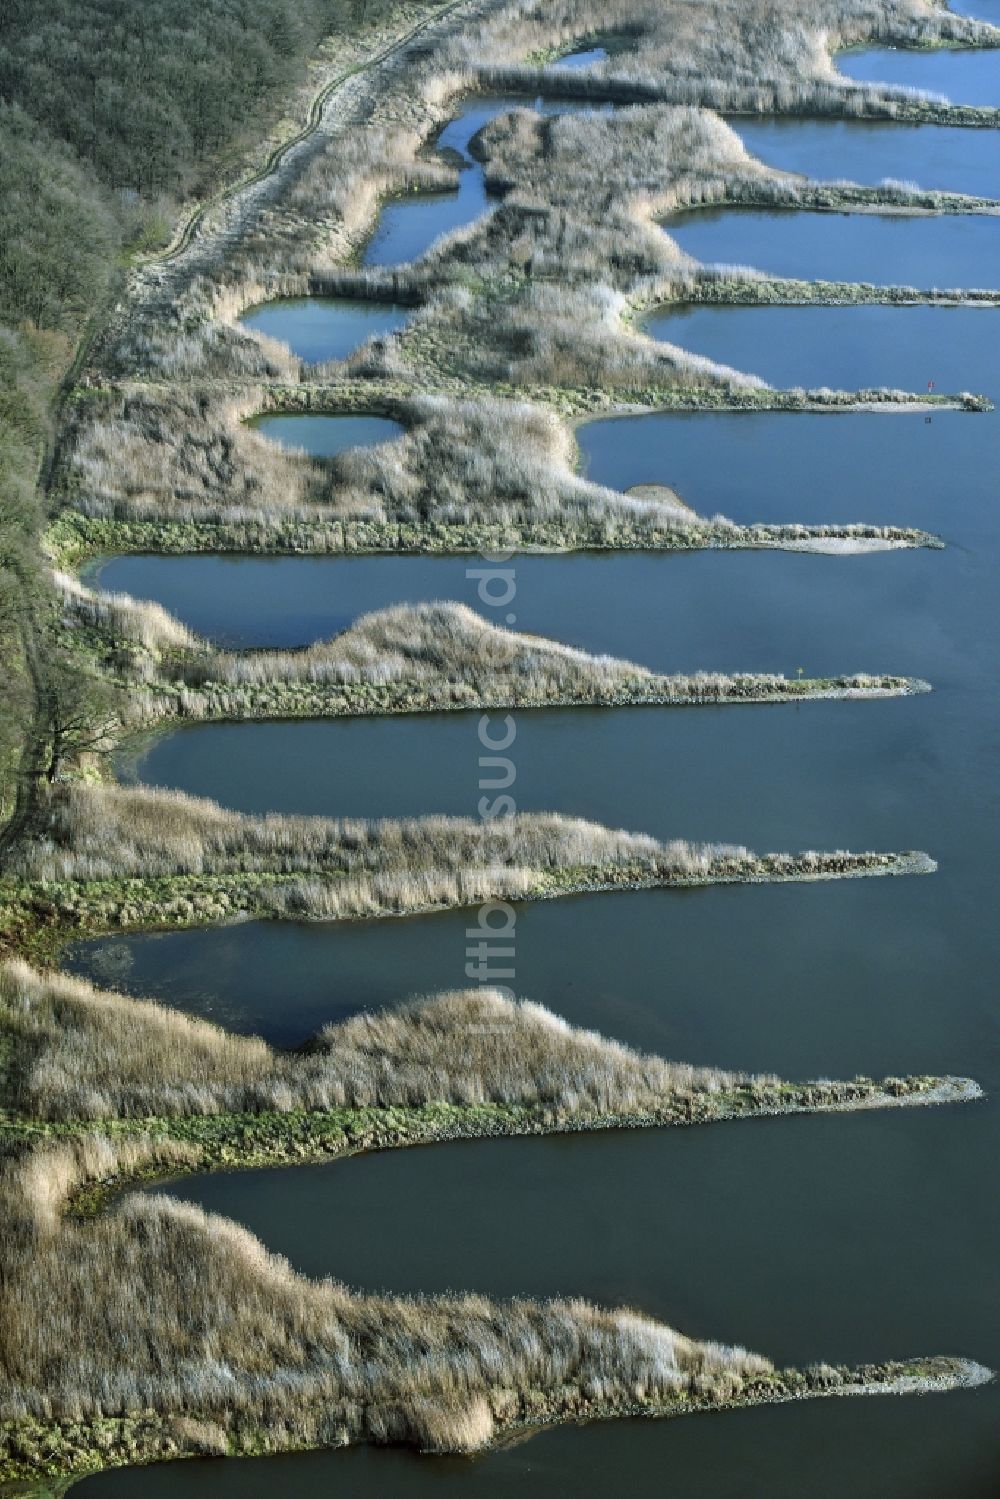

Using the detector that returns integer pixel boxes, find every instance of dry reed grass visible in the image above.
[1,960,755,1119]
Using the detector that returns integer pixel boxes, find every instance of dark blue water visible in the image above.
[239,297,412,364]
[644,303,1000,391]
[71,1393,1000,1499]
[730,116,1000,200]
[663,206,1000,286]
[839,42,1000,108]
[120,689,930,832]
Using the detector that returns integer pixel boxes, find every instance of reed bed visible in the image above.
[1,960,755,1119]
[0,1127,780,1453]
[10,779,913,891]
[58,582,916,715]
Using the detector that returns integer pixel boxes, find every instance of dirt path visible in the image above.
[83,0,497,385]
[142,0,469,272]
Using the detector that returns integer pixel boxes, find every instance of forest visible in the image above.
[0,0,392,828]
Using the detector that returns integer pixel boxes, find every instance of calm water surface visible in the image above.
[69,78,1000,1499]
[730,115,1000,199]
[576,405,992,521]
[248,412,403,456]
[645,303,1000,389]
[360,97,495,268]
[663,206,1000,285]
[839,42,1000,107]
[72,1397,1000,1499]
[238,297,411,363]
[951,0,1000,19]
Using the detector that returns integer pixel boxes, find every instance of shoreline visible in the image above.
[0,850,936,964]
[5,2,993,1488]
[46,514,943,566]
[0,1356,988,1488]
[119,674,931,730]
[0,1078,985,1487]
[1,1075,979,1189]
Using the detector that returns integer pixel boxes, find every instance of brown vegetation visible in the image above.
[60,0,992,573]
[60,386,699,530]
[7,780,929,892]
[57,582,921,720]
[98,0,1000,391]
[9,1123,977,1485]
[473,0,1000,118]
[0,1125,772,1434]
[0,965,984,1482]
[55,384,944,560]
[0,961,747,1119]
[1,960,977,1125]
[0,781,933,947]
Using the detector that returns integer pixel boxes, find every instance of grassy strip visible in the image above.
[46,512,942,565]
[133,674,927,725]
[686,278,1000,308]
[478,66,1000,129]
[0,1076,977,1203]
[701,184,1000,217]
[59,589,927,723]
[0,1349,987,1483]
[0,849,935,960]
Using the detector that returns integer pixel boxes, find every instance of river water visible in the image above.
[73,47,1000,1499]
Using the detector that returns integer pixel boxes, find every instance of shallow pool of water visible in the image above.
[238,297,412,364]
[838,42,1000,108]
[553,45,608,68]
[644,302,1000,391]
[248,412,403,456]
[729,115,1000,200]
[663,205,1000,286]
